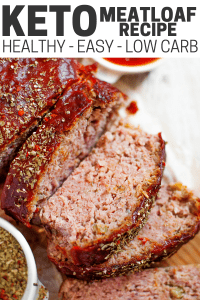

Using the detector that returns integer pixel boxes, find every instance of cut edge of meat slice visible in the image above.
[1,74,126,227]
[41,123,165,266]
[59,264,200,300]
[47,183,200,279]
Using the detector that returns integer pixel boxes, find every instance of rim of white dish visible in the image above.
[93,57,163,73]
[0,217,38,300]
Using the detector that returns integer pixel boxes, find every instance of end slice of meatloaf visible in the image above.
[41,122,166,267]
[59,264,200,300]
[48,183,200,279]
[0,58,85,179]
[1,75,126,227]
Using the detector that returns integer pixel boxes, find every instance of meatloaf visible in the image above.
[0,58,85,179]
[48,183,200,279]
[59,264,200,300]
[40,122,165,267]
[1,73,126,227]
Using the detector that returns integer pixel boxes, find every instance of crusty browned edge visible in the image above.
[1,90,92,227]
[1,61,93,226]
[0,58,85,180]
[1,72,126,228]
[49,214,200,281]
[0,120,39,181]
[47,133,166,267]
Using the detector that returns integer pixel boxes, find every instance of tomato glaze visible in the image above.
[104,58,160,67]
[126,101,138,115]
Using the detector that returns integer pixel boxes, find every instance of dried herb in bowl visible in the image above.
[37,285,48,300]
[0,227,28,300]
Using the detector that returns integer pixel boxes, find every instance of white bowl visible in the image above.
[0,217,49,300]
[90,58,163,84]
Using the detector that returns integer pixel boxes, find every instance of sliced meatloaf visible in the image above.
[59,264,200,300]
[0,58,85,179]
[48,183,200,279]
[1,75,126,227]
[41,122,165,267]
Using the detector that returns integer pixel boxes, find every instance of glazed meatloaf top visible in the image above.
[41,122,165,266]
[48,183,200,279]
[59,264,200,300]
[0,58,84,178]
[1,73,126,227]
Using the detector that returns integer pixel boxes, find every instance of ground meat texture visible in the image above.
[41,123,165,266]
[0,58,83,179]
[59,264,200,300]
[1,72,126,227]
[48,183,200,279]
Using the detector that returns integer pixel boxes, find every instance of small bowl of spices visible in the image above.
[0,217,49,300]
[87,57,163,84]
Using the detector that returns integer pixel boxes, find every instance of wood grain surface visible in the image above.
[0,58,200,299]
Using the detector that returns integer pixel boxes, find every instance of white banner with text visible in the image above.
[0,0,199,57]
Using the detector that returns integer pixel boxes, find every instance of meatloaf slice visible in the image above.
[41,123,165,267]
[48,183,200,279]
[1,75,126,227]
[59,264,200,300]
[0,58,84,179]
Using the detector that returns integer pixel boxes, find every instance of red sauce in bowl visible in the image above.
[104,58,160,67]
